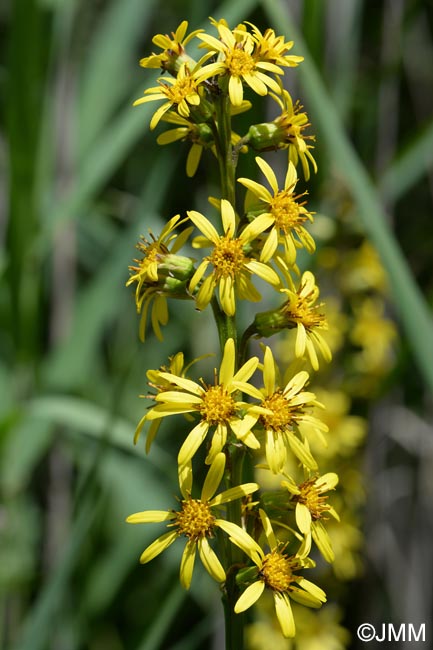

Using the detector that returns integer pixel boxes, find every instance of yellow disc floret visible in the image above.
[199,385,236,424]
[175,498,215,540]
[225,48,256,76]
[261,550,293,592]
[260,391,295,432]
[284,294,326,330]
[209,236,246,279]
[161,75,197,105]
[295,477,330,521]
[269,192,309,233]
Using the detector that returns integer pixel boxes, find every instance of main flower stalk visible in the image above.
[125,18,338,650]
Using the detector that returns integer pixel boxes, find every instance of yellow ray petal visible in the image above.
[216,520,263,565]
[295,502,312,534]
[178,461,193,499]
[198,537,226,582]
[274,592,296,638]
[259,508,277,550]
[255,156,279,195]
[188,210,219,243]
[180,539,196,589]
[140,531,178,563]
[201,452,225,502]
[235,580,265,613]
[178,420,210,465]
[210,483,259,506]
[219,338,235,386]
[126,510,174,524]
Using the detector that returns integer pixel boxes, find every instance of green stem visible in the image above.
[223,445,246,650]
[211,297,237,353]
[239,324,257,367]
[214,93,236,204]
[212,88,246,649]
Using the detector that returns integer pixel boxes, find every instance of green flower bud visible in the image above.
[252,306,296,338]
[157,254,195,281]
[247,123,288,152]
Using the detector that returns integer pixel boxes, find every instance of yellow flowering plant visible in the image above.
[126,18,340,648]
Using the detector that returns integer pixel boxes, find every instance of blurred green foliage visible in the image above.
[1,0,433,649]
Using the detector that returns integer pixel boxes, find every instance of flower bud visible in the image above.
[252,306,297,338]
[247,123,288,152]
[158,254,195,281]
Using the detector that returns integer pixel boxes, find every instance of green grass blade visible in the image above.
[379,117,433,202]
[78,0,159,156]
[13,497,98,650]
[136,584,186,650]
[261,0,433,393]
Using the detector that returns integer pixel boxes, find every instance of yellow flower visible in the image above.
[240,346,326,473]
[145,338,266,464]
[126,453,259,589]
[272,90,317,180]
[127,215,192,286]
[248,23,304,68]
[134,62,203,130]
[229,509,326,638]
[282,473,340,562]
[280,271,332,370]
[238,156,315,264]
[126,215,193,341]
[134,351,204,449]
[248,89,317,180]
[139,20,203,74]
[196,22,283,106]
[188,199,281,316]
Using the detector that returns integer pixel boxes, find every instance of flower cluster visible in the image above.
[126,18,339,644]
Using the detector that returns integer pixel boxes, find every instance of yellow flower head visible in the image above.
[139,20,203,74]
[144,338,267,464]
[282,473,339,562]
[134,62,203,130]
[196,22,284,106]
[248,23,304,68]
[126,452,259,589]
[126,215,193,341]
[228,509,326,638]
[280,271,332,370]
[238,156,315,264]
[271,89,317,180]
[134,351,205,449]
[188,199,281,316]
[240,346,326,473]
